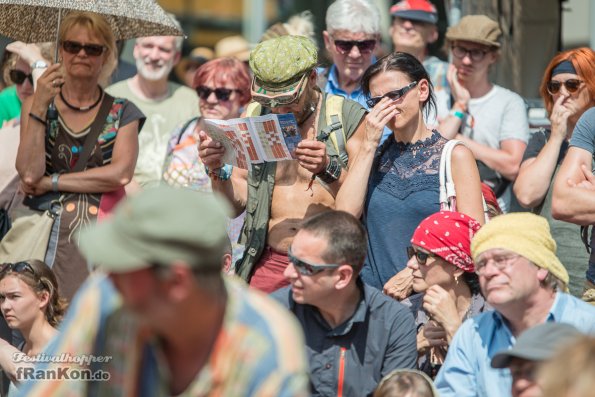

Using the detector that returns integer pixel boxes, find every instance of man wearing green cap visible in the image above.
[199,35,367,293]
[14,186,309,397]
[434,212,595,397]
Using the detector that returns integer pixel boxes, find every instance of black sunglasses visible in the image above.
[196,86,238,102]
[334,39,376,55]
[62,40,106,57]
[546,79,583,95]
[0,262,36,277]
[406,246,435,266]
[9,70,33,86]
[366,81,418,108]
[287,248,340,276]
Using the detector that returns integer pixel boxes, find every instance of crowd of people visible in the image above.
[0,0,594,396]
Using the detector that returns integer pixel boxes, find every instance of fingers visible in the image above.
[197,131,225,168]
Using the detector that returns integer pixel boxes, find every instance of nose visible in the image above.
[347,44,361,58]
[461,52,473,64]
[284,261,298,280]
[406,256,418,271]
[206,91,219,103]
[402,19,414,29]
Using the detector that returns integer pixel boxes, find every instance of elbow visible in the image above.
[513,185,540,209]
[500,162,521,182]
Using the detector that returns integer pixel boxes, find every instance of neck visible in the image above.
[395,45,426,63]
[317,283,361,328]
[449,281,473,318]
[21,317,57,355]
[496,289,557,337]
[465,77,493,99]
[336,70,361,95]
[130,74,170,101]
[62,79,99,103]
[392,112,433,143]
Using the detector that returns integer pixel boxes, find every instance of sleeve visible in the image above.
[381,305,418,375]
[434,319,479,397]
[341,98,367,140]
[521,129,547,162]
[499,92,530,143]
[119,99,146,131]
[569,107,595,153]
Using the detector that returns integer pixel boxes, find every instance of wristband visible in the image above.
[29,112,47,125]
[315,156,342,185]
[450,110,465,120]
[51,173,60,192]
[205,164,232,181]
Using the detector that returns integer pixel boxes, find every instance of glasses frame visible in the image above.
[474,254,520,275]
[0,262,36,277]
[9,69,33,86]
[287,247,341,276]
[451,45,490,62]
[366,80,418,108]
[251,72,309,108]
[406,246,435,266]
[196,85,238,102]
[546,78,584,95]
[333,38,377,55]
[61,40,106,57]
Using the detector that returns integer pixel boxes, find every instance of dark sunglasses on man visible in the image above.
[287,247,341,276]
[196,85,239,102]
[546,79,583,95]
[333,39,376,55]
[9,69,33,85]
[61,40,106,57]
[366,81,418,108]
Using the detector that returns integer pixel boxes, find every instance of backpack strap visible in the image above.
[324,95,348,167]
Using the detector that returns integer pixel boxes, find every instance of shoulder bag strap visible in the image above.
[71,93,115,173]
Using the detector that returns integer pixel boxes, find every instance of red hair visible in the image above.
[192,57,251,106]
[540,47,595,114]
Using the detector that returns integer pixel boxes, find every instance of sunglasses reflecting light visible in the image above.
[287,248,340,276]
[333,39,376,55]
[406,246,435,266]
[196,86,238,102]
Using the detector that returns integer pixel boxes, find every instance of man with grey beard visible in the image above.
[107,34,199,190]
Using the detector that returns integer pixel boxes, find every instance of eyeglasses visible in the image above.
[251,73,308,108]
[287,248,340,276]
[546,79,583,95]
[196,86,238,102]
[474,254,520,275]
[8,70,33,85]
[0,262,36,277]
[451,45,490,62]
[366,81,418,108]
[406,246,435,266]
[62,40,106,57]
[333,39,376,55]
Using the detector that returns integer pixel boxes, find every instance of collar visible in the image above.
[313,278,367,337]
[492,292,563,334]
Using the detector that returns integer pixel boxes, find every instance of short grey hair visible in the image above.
[325,0,381,35]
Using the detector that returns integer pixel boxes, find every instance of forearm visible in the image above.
[552,177,595,225]
[514,139,563,208]
[437,102,467,140]
[458,135,522,180]
[55,164,134,194]
[16,107,48,184]
[334,143,376,218]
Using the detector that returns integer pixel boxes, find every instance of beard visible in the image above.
[136,56,174,81]
[295,88,319,125]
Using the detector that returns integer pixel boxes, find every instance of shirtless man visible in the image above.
[199,35,366,292]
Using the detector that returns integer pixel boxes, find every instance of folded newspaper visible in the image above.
[203,113,301,169]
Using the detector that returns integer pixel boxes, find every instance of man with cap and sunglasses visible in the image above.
[439,15,530,213]
[199,35,367,293]
[389,0,450,127]
[14,186,309,397]
[434,212,595,397]
[272,210,417,397]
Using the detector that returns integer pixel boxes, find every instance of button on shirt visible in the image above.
[434,292,595,397]
[273,280,417,397]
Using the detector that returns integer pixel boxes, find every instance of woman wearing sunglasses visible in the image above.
[16,12,144,300]
[513,47,595,296]
[336,52,485,295]
[405,211,487,378]
[0,260,67,393]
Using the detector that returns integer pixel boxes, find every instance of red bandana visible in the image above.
[410,211,481,272]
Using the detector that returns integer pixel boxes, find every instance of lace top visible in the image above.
[362,130,448,289]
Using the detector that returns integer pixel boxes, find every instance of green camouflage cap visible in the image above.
[78,186,231,273]
[249,35,317,94]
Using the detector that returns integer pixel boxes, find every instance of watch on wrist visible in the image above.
[315,156,342,185]
[31,60,48,69]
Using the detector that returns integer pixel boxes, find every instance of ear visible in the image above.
[37,290,50,311]
[536,268,549,282]
[133,42,140,60]
[221,253,233,274]
[418,78,430,102]
[322,31,332,52]
[452,267,465,279]
[308,69,318,85]
[427,26,439,44]
[335,264,355,290]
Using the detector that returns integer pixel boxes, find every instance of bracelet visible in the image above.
[205,164,232,181]
[315,156,342,185]
[29,112,47,125]
[450,110,466,120]
[51,173,60,192]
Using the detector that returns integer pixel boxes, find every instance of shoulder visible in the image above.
[364,284,414,321]
[168,82,199,101]
[105,79,131,97]
[556,293,595,332]
[451,141,476,162]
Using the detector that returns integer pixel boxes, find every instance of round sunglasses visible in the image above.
[62,40,105,57]
[9,69,33,85]
[196,86,239,102]
[546,79,583,95]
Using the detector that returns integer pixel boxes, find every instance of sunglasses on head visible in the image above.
[287,248,341,276]
[366,81,418,108]
[333,39,376,55]
[0,262,36,277]
[9,69,33,85]
[251,73,308,108]
[196,86,238,102]
[62,40,106,57]
[546,79,583,95]
[406,246,435,266]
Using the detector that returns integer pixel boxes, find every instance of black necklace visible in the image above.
[59,86,103,112]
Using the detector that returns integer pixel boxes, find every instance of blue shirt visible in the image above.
[318,64,392,143]
[434,292,595,397]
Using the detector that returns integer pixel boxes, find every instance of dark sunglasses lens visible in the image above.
[416,251,429,265]
[9,70,27,85]
[547,81,561,94]
[63,41,82,54]
[84,44,104,56]
[214,88,233,101]
[565,79,581,92]
[334,40,353,53]
[358,40,376,53]
[196,86,211,100]
[366,98,378,107]
[406,247,415,260]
